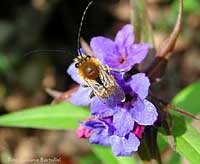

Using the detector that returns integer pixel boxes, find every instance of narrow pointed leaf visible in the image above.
[173,116,200,164]
[0,102,90,129]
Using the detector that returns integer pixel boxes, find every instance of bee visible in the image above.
[70,0,124,107]
[26,0,125,107]
[74,54,125,107]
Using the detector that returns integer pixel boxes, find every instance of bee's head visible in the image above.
[74,55,100,80]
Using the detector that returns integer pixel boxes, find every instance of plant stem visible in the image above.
[130,0,154,46]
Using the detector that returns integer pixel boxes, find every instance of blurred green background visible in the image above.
[0,0,200,164]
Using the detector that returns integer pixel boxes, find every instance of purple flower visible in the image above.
[90,24,150,71]
[83,115,140,156]
[90,73,158,126]
[84,119,113,146]
[85,73,158,156]
[66,24,158,156]
[110,134,140,156]
[111,110,140,156]
[67,24,150,107]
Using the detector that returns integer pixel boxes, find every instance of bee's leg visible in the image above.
[89,91,95,99]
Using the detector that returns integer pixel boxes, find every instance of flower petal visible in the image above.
[130,96,145,112]
[67,62,83,84]
[124,133,140,153]
[84,120,106,132]
[90,36,117,61]
[133,124,145,139]
[100,85,125,108]
[90,97,114,117]
[70,86,92,106]
[89,129,110,146]
[110,133,140,156]
[76,124,92,138]
[113,109,134,137]
[106,57,134,71]
[128,73,150,99]
[131,100,158,125]
[110,135,126,156]
[115,24,134,55]
[127,43,150,66]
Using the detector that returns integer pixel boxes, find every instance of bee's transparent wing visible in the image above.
[84,65,125,108]
[84,78,107,98]
[100,84,125,108]
[99,69,125,107]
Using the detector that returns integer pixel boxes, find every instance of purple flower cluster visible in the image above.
[67,24,158,156]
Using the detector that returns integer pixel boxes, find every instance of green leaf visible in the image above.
[0,102,90,129]
[173,0,200,14]
[92,145,137,164]
[172,80,200,116]
[170,0,200,25]
[80,154,101,164]
[0,54,10,72]
[92,145,118,164]
[157,133,168,151]
[171,116,200,164]
[160,81,200,164]
[167,152,180,164]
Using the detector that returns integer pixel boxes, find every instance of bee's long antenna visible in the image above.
[24,50,67,57]
[77,0,94,56]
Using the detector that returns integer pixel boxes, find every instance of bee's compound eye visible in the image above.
[75,63,80,68]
